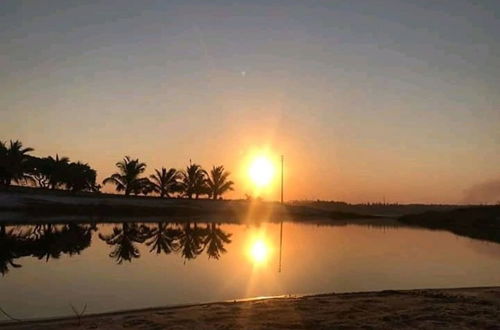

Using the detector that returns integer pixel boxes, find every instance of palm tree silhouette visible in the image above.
[146,222,181,254]
[102,156,147,195]
[149,168,181,198]
[203,223,232,259]
[178,222,206,260]
[99,223,150,264]
[45,155,70,189]
[0,140,34,187]
[180,163,208,199]
[206,165,234,200]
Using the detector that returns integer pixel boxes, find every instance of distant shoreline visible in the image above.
[0,186,378,221]
[399,205,500,244]
[2,186,499,244]
[1,286,499,329]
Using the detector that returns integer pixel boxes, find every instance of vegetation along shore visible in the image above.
[0,139,234,199]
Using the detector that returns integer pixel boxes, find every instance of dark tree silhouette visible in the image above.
[25,156,99,192]
[45,155,70,189]
[178,222,206,260]
[99,223,151,264]
[138,177,155,196]
[203,223,232,259]
[0,224,24,276]
[25,156,50,188]
[0,140,34,187]
[206,165,234,200]
[102,156,147,195]
[65,162,99,192]
[146,222,181,254]
[149,167,181,198]
[24,224,93,261]
[180,163,208,199]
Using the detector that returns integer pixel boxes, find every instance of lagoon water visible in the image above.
[1,220,499,320]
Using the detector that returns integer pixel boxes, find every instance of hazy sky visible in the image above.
[1,0,499,203]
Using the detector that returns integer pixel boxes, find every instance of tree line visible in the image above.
[0,140,234,199]
[0,222,232,275]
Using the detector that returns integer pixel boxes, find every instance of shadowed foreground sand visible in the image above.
[1,287,499,329]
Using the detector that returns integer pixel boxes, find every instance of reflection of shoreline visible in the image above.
[0,222,233,276]
[3,216,500,277]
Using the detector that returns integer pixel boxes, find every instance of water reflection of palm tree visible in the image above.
[99,223,150,264]
[146,222,181,254]
[0,224,23,275]
[203,223,232,259]
[178,222,206,260]
[28,224,62,261]
[26,224,93,261]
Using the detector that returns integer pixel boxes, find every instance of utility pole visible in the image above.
[281,155,284,204]
[279,155,284,273]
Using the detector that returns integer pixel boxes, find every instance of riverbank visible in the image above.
[400,205,500,244]
[1,287,499,329]
[0,187,376,221]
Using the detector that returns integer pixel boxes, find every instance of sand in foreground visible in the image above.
[1,287,499,329]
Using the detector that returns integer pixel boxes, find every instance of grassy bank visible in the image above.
[0,187,376,221]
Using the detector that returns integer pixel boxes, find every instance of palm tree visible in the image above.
[102,156,147,195]
[45,155,70,189]
[206,165,234,200]
[0,142,6,186]
[0,140,34,187]
[149,168,180,198]
[180,163,208,199]
[203,223,232,259]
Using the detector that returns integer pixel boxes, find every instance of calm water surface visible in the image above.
[1,220,499,320]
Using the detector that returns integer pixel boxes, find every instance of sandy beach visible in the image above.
[1,287,499,329]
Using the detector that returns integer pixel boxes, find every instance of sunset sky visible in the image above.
[1,1,499,203]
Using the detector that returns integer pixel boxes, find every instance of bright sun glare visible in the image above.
[248,156,274,187]
[249,240,269,264]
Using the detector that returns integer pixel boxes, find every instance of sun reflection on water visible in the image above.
[249,240,269,263]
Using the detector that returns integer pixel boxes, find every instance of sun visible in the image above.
[248,156,275,187]
[249,239,270,264]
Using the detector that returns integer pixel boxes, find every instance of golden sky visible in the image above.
[1,1,499,203]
